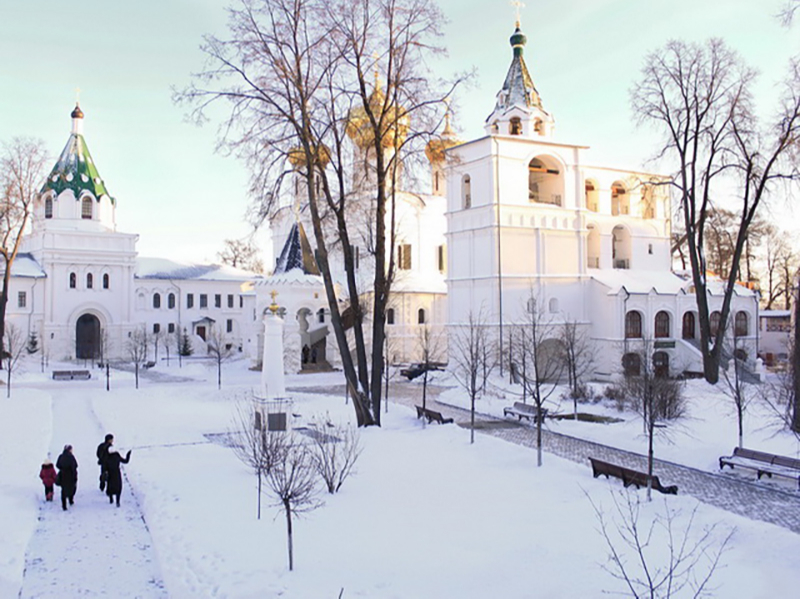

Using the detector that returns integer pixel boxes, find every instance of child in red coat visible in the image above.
[39,459,57,501]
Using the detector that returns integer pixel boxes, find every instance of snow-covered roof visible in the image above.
[591,269,690,295]
[761,310,791,318]
[592,269,756,297]
[136,257,261,282]
[0,253,46,278]
[392,271,447,294]
[259,268,324,287]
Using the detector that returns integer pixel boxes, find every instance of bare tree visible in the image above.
[218,237,265,273]
[516,295,564,467]
[560,319,595,418]
[265,432,321,571]
[720,338,754,449]
[758,225,798,309]
[151,327,165,365]
[308,417,362,494]
[180,0,462,426]
[631,39,800,384]
[229,395,288,519]
[416,324,445,412]
[3,323,24,397]
[622,340,686,501]
[206,324,233,389]
[590,491,733,598]
[0,138,48,361]
[126,327,149,389]
[451,310,492,444]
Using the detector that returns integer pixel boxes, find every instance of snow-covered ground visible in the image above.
[1,357,799,598]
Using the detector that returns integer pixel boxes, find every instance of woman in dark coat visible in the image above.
[104,447,131,507]
[55,445,78,511]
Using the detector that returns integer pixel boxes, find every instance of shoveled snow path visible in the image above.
[18,387,166,599]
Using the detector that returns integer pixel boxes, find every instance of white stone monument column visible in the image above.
[260,291,287,400]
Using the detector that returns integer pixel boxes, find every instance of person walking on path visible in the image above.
[96,433,114,491]
[104,446,131,507]
[39,459,57,502]
[55,445,78,511]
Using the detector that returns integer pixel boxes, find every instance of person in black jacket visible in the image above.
[56,445,78,511]
[104,446,131,507]
[96,433,114,491]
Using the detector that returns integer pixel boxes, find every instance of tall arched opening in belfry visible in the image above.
[76,313,101,360]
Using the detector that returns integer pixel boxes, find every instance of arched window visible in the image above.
[642,185,655,219]
[528,158,561,205]
[710,311,721,337]
[318,308,325,323]
[386,308,395,325]
[81,197,93,219]
[682,312,695,339]
[625,311,642,339]
[585,180,599,212]
[548,298,559,313]
[462,175,471,209]
[69,272,76,289]
[86,273,93,289]
[434,171,440,193]
[103,273,110,289]
[45,197,53,219]
[418,308,426,324]
[153,293,161,309]
[734,348,747,362]
[735,311,748,337]
[509,117,522,135]
[533,118,543,135]
[622,353,641,377]
[654,311,670,338]
[611,182,628,216]
[168,293,176,309]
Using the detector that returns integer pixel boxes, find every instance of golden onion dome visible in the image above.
[287,143,331,169]
[346,83,409,150]
[424,114,459,164]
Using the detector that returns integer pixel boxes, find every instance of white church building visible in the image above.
[3,21,760,380]
[4,104,260,363]
[444,21,759,378]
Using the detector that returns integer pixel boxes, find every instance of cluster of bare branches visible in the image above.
[560,319,596,417]
[180,0,464,426]
[450,310,494,444]
[206,324,234,389]
[512,295,564,467]
[229,397,321,571]
[3,323,24,397]
[126,326,150,389]
[622,340,686,501]
[0,138,48,360]
[218,237,265,273]
[590,491,734,598]
[307,417,362,494]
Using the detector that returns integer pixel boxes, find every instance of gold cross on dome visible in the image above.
[510,0,525,25]
[75,86,81,103]
[270,290,278,302]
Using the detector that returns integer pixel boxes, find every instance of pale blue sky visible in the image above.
[1,1,797,264]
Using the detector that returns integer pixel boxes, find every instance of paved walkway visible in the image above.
[18,388,166,599]
[297,382,800,535]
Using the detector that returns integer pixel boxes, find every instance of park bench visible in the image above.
[415,405,454,425]
[589,457,678,495]
[142,361,156,369]
[719,447,800,490]
[503,402,548,423]
[52,370,91,381]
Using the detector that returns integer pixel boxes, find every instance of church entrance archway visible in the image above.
[76,314,101,360]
